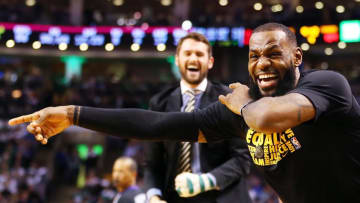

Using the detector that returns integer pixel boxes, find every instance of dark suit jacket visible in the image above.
[114,187,145,203]
[144,81,252,203]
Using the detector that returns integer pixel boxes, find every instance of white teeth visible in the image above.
[258,74,277,79]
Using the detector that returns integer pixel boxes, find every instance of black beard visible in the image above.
[249,67,297,100]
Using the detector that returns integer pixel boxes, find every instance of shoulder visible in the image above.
[121,188,146,203]
[149,83,179,108]
[300,69,348,86]
[208,81,231,95]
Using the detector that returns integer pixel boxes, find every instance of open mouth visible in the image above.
[187,65,199,72]
[256,73,279,90]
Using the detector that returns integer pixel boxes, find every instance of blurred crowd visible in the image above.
[0,0,360,28]
[0,120,49,202]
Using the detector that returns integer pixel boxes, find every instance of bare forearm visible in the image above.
[242,94,314,133]
[242,97,283,132]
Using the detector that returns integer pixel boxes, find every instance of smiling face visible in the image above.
[248,30,302,98]
[176,38,214,88]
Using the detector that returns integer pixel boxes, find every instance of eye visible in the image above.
[196,52,204,57]
[270,52,282,58]
[249,54,258,59]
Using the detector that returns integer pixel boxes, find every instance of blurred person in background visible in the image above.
[144,32,252,203]
[112,157,145,203]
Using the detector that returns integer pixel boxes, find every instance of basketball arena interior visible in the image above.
[1,0,360,202]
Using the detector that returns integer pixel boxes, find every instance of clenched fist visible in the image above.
[175,172,218,198]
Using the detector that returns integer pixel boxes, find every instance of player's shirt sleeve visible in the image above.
[194,101,247,142]
[78,107,199,141]
[289,70,353,122]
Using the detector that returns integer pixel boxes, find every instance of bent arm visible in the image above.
[77,106,200,142]
[242,93,315,133]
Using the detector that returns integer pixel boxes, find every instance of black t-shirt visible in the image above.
[196,70,360,203]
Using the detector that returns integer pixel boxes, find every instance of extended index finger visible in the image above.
[8,113,40,126]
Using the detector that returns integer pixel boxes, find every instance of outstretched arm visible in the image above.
[8,105,202,144]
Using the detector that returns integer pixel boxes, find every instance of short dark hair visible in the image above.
[252,23,297,47]
[176,32,212,57]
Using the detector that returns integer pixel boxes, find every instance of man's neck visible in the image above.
[180,78,208,94]
[117,183,136,193]
[181,80,201,89]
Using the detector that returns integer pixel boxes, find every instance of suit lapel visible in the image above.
[165,87,182,112]
[199,81,213,109]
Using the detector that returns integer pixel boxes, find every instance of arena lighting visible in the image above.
[300,43,310,51]
[161,0,172,6]
[79,43,88,51]
[336,5,345,13]
[113,0,124,6]
[244,29,252,45]
[32,41,41,49]
[182,20,192,31]
[324,47,333,55]
[219,0,228,6]
[25,0,36,7]
[340,20,360,42]
[0,22,349,49]
[12,89,22,99]
[315,1,324,9]
[172,28,187,45]
[105,43,114,51]
[157,43,166,51]
[320,25,338,34]
[133,12,142,20]
[321,25,339,43]
[296,5,304,13]
[58,42,68,51]
[323,33,339,43]
[61,56,85,83]
[300,25,320,44]
[6,39,15,48]
[253,3,263,11]
[141,22,149,30]
[130,43,140,51]
[152,28,168,46]
[271,4,283,12]
[338,41,346,49]
[93,145,104,156]
[320,62,328,69]
[77,144,88,160]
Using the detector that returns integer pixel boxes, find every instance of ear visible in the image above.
[208,56,214,70]
[293,47,303,67]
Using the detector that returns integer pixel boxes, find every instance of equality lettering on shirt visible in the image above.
[246,128,301,166]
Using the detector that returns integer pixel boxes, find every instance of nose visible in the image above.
[257,56,271,71]
[189,53,198,62]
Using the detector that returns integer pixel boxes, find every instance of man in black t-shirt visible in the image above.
[9,23,360,203]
